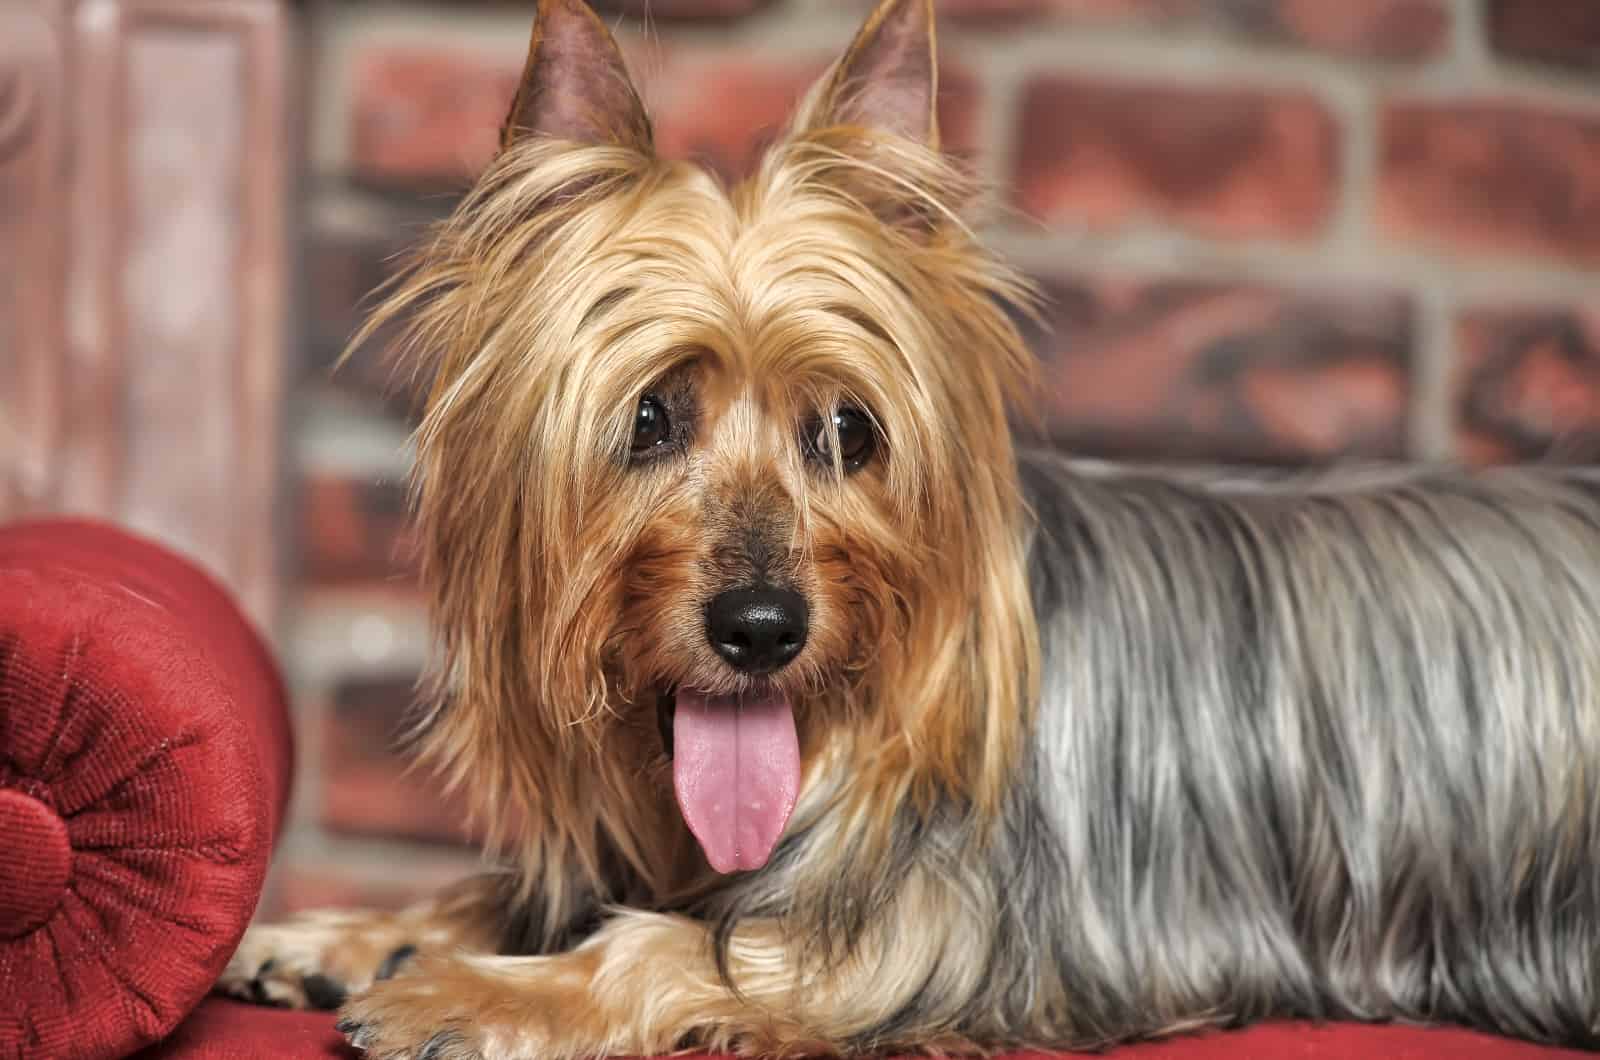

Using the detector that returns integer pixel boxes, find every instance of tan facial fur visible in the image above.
[353,0,1040,899]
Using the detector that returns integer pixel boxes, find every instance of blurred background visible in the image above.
[1,0,1597,915]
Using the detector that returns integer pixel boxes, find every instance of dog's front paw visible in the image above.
[216,913,420,1010]
[336,968,491,1060]
[335,953,605,1060]
[336,1016,473,1060]
[338,1019,484,1060]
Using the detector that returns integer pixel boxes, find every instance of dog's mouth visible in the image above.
[653,683,799,875]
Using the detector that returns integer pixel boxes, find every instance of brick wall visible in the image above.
[268,0,1600,913]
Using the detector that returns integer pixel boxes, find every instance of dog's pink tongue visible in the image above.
[672,688,799,874]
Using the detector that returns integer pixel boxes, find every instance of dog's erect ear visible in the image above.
[797,0,938,147]
[501,0,652,153]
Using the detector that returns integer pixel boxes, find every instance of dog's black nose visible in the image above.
[706,588,808,674]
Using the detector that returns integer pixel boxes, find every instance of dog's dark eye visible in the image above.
[805,406,876,471]
[632,395,669,452]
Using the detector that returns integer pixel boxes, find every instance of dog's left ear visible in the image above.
[795,0,938,148]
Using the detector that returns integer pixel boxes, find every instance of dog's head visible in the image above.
[361,0,1038,884]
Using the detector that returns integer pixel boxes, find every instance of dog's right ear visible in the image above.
[794,0,938,147]
[501,0,652,154]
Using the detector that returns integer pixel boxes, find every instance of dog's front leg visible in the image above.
[336,903,980,1060]
[215,873,518,1010]
[216,868,602,1012]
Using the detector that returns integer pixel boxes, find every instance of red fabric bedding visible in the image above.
[0,519,293,1060]
[145,999,1599,1060]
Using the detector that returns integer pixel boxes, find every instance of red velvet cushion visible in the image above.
[0,519,293,1060]
[135,1000,356,1060]
[141,1000,1597,1060]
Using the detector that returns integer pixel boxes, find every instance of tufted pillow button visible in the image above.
[0,788,73,939]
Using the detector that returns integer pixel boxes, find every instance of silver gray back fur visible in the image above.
[697,450,1600,1050]
[1020,449,1600,1046]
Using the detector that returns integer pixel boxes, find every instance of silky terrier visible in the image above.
[221,0,1600,1054]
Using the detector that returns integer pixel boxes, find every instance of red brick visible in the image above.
[1012,78,1339,241]
[932,0,1060,23]
[1260,0,1448,60]
[596,0,771,17]
[351,49,521,187]
[319,675,478,846]
[647,58,829,182]
[1378,99,1600,265]
[1022,274,1412,463]
[936,0,1449,60]
[1488,0,1600,72]
[649,56,981,181]
[1454,305,1600,464]
[349,45,980,187]
[299,472,418,592]
[933,0,1203,24]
